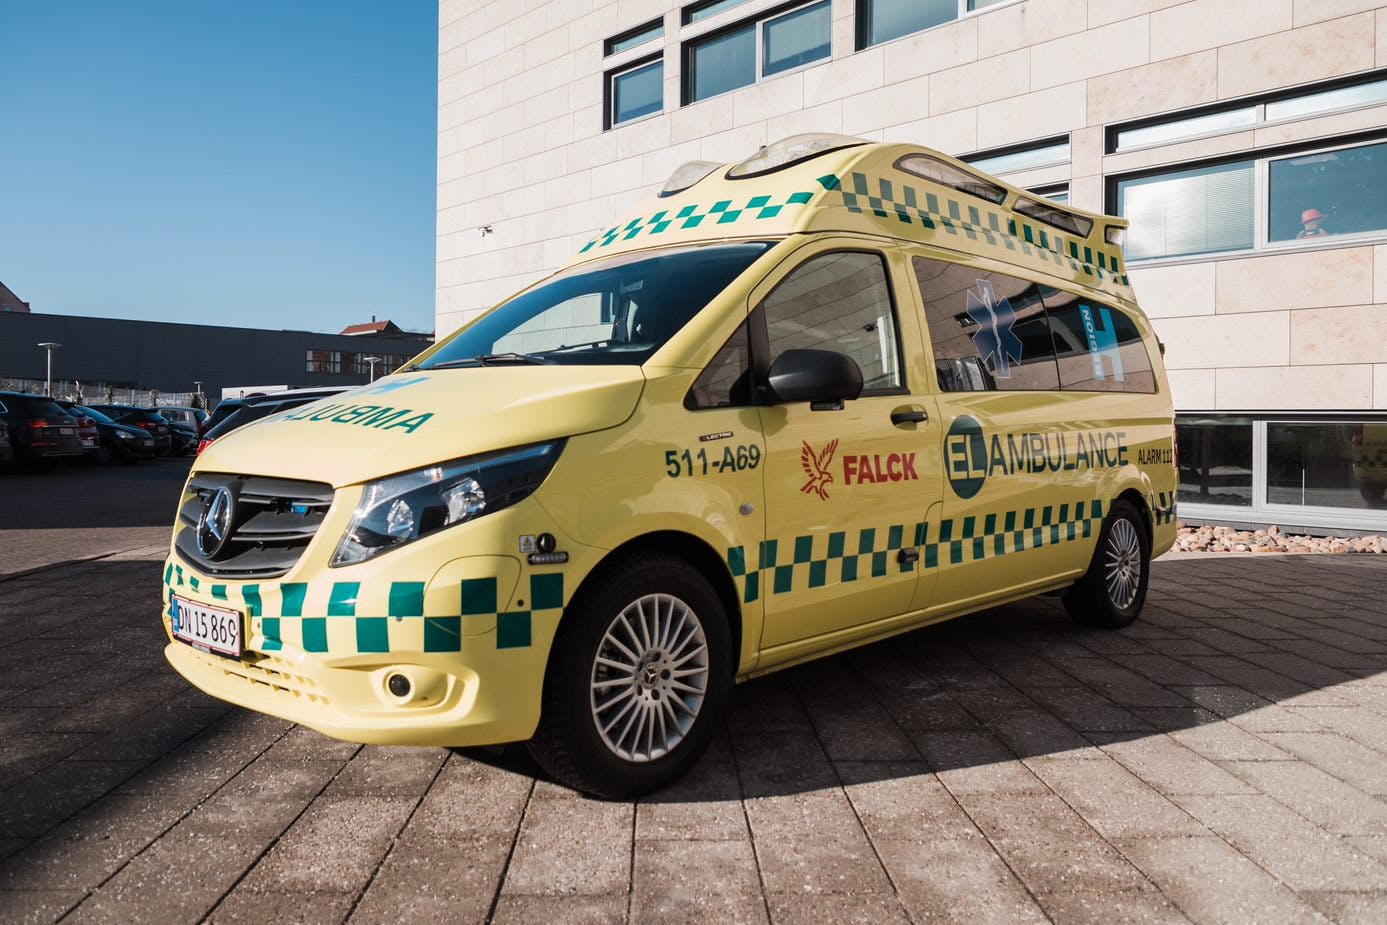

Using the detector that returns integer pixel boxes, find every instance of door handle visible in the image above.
[891,409,928,425]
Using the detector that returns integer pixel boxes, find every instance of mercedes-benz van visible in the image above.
[162,134,1177,796]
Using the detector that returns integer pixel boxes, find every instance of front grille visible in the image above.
[220,653,331,705]
[176,472,334,579]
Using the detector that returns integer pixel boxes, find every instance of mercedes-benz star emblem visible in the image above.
[196,486,235,559]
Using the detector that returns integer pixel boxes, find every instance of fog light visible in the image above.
[386,673,412,698]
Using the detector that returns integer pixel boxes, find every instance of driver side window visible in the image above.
[759,251,904,393]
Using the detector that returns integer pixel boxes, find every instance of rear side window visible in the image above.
[1043,292,1156,393]
[759,251,903,393]
[16,396,70,417]
[913,257,1060,392]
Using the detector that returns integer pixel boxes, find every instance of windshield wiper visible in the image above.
[427,352,554,369]
[543,339,614,354]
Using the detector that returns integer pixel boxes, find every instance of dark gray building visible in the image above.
[0,311,433,400]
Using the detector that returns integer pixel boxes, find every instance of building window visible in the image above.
[858,0,1011,49]
[1266,422,1387,511]
[306,350,340,374]
[1116,137,1387,262]
[1176,416,1387,529]
[963,136,1070,177]
[605,19,664,56]
[1110,72,1387,153]
[1177,417,1254,508]
[684,0,748,24]
[685,1,830,103]
[762,1,831,77]
[1116,161,1255,261]
[1268,140,1387,243]
[609,57,664,127]
[1029,184,1069,205]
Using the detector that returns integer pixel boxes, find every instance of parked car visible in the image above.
[73,404,157,462]
[0,419,13,470]
[168,421,199,456]
[0,391,84,465]
[160,406,210,438]
[202,398,245,437]
[54,401,105,463]
[87,404,174,456]
[198,387,351,454]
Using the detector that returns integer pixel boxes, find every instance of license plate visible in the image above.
[171,595,243,658]
[58,427,74,435]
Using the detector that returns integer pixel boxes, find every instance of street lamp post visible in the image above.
[363,356,382,383]
[37,342,61,397]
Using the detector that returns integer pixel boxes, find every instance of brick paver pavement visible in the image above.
[1,553,1385,923]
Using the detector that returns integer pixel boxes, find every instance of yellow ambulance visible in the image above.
[163,134,1177,796]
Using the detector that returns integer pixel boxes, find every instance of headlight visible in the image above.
[331,440,565,566]
[116,431,133,440]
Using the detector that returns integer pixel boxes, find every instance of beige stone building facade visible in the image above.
[438,0,1387,531]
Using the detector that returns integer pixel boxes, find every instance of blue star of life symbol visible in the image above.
[965,279,1024,379]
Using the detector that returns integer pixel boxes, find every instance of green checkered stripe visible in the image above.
[819,172,1130,287]
[726,500,1105,602]
[577,190,817,253]
[1356,450,1387,471]
[164,565,563,654]
[1154,490,1176,526]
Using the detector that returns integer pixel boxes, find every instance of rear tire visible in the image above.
[527,552,732,799]
[1063,498,1149,629]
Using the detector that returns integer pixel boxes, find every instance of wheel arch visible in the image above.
[1115,486,1154,548]
[556,529,746,671]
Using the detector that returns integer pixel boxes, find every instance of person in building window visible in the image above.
[1297,208,1329,238]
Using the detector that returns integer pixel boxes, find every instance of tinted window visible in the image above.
[686,321,753,409]
[913,257,1060,392]
[1268,140,1387,243]
[761,251,903,392]
[420,243,771,369]
[76,405,116,424]
[606,20,663,56]
[1177,417,1252,507]
[762,1,830,76]
[688,23,756,101]
[612,60,664,125]
[13,396,71,417]
[861,0,955,47]
[1117,161,1254,260]
[1043,291,1156,393]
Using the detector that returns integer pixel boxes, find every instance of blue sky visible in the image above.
[0,1,436,334]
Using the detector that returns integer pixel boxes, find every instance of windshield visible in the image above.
[417,242,772,368]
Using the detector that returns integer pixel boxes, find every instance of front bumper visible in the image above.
[159,497,594,747]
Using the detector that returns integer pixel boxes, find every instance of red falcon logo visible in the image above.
[800,439,839,500]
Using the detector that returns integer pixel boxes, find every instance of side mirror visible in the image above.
[767,349,863,408]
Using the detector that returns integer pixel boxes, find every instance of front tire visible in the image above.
[1063,498,1150,629]
[527,552,732,799]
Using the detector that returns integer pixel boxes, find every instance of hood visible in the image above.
[196,366,647,488]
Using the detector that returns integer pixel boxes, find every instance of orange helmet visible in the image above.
[1301,208,1325,223]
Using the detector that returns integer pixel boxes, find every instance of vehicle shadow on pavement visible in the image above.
[1,554,1385,922]
[460,554,1387,802]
